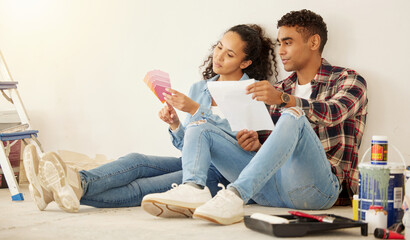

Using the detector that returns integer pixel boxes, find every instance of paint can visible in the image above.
[359,144,406,228]
[371,135,388,165]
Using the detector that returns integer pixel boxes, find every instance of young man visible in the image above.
[141,9,368,225]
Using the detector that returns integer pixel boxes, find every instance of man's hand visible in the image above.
[246,80,282,105]
[237,129,261,152]
[158,102,180,130]
[164,88,200,115]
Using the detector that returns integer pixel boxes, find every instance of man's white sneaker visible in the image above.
[38,152,83,213]
[193,184,244,225]
[23,144,54,211]
[141,183,212,218]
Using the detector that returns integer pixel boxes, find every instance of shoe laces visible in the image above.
[217,183,226,190]
[166,183,180,192]
[205,183,235,208]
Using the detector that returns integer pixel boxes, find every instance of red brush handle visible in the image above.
[288,211,324,222]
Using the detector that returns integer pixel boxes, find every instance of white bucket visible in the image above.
[358,145,406,228]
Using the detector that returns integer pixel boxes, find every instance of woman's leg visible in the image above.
[80,164,230,208]
[141,121,252,217]
[80,153,182,197]
[181,121,256,188]
[80,170,183,207]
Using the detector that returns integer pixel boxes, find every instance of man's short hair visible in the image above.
[277,9,328,53]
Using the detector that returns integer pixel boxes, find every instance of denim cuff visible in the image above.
[169,124,185,148]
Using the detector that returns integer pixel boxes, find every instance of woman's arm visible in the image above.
[163,88,200,115]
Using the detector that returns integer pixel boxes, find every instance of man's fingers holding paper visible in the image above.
[246,80,280,105]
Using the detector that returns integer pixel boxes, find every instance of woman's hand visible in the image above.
[236,129,261,152]
[163,88,200,115]
[158,102,180,130]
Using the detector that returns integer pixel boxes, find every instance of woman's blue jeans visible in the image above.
[79,154,229,208]
[79,108,340,210]
[182,108,340,210]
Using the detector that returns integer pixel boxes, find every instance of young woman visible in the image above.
[22,24,277,214]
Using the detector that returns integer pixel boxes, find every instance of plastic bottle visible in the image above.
[352,195,359,221]
[366,205,387,234]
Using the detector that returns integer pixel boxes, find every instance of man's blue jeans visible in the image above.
[182,108,340,209]
[79,154,229,208]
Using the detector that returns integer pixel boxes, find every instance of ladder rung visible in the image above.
[0,130,38,141]
[0,124,29,134]
[0,81,18,90]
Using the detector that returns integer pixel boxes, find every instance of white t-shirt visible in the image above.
[294,81,312,99]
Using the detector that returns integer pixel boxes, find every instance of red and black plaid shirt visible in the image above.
[258,59,368,197]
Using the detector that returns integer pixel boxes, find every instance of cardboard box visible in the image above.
[0,140,21,188]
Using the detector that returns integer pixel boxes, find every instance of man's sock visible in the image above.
[184,182,204,189]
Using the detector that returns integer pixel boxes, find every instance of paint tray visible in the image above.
[244,214,368,237]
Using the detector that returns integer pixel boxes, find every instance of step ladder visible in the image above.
[0,50,44,201]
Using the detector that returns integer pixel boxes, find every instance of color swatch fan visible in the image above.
[144,70,171,103]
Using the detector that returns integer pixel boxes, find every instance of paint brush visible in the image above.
[288,211,342,223]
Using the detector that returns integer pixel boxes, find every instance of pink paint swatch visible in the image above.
[144,70,171,103]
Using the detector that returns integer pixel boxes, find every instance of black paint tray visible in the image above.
[244,214,368,237]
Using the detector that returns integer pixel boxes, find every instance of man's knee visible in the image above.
[282,107,304,119]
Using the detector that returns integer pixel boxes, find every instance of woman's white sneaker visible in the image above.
[193,184,244,225]
[38,152,83,213]
[141,183,212,218]
[23,144,54,211]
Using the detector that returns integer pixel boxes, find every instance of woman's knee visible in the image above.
[185,120,216,135]
[117,152,149,164]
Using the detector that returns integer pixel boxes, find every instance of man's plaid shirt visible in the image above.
[258,59,368,196]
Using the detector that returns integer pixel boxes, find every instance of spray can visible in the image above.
[371,136,388,165]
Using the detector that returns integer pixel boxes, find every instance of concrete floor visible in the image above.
[0,185,374,240]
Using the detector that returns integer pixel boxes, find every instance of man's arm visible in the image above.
[295,71,367,127]
[246,71,367,128]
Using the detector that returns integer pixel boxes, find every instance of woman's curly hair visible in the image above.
[277,9,328,53]
[200,24,278,83]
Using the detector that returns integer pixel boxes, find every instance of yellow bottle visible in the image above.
[353,195,359,220]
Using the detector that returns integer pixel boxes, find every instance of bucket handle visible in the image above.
[360,144,407,166]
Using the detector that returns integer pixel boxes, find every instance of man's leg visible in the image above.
[231,108,339,209]
[194,108,340,224]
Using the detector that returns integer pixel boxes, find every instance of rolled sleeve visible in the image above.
[168,124,185,150]
[303,72,367,127]
[189,105,213,122]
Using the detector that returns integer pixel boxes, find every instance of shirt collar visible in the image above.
[312,58,333,84]
[283,58,332,86]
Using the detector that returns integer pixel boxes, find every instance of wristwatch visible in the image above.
[279,92,290,108]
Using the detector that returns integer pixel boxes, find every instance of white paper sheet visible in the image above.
[207,79,275,131]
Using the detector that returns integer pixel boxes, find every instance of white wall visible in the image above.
[0,0,409,163]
